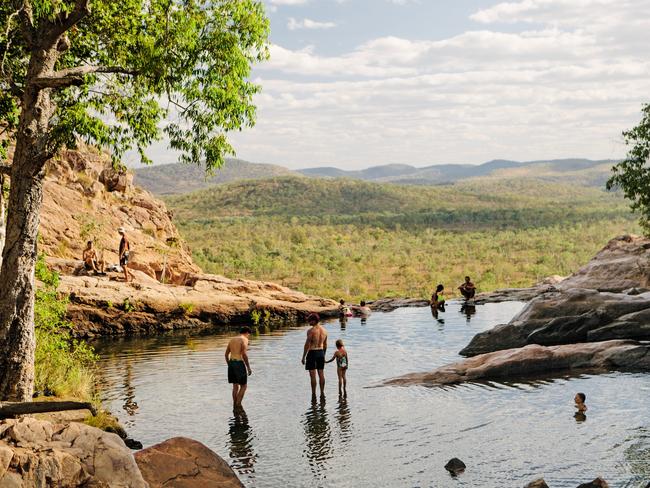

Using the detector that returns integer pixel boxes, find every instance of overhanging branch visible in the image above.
[33,66,139,89]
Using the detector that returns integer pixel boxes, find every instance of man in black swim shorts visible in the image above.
[301,313,328,399]
[226,327,253,408]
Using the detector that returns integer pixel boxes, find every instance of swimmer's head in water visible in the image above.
[340,299,345,305]
[575,392,586,403]
[307,313,320,325]
[436,284,444,293]
[240,326,252,336]
[360,300,366,306]
[336,339,344,348]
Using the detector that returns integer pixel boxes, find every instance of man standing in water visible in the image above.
[301,313,328,400]
[226,327,253,408]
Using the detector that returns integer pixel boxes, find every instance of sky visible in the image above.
[135,0,650,170]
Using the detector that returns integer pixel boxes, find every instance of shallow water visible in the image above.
[95,302,650,488]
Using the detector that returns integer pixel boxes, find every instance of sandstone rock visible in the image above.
[0,417,147,487]
[384,340,650,387]
[576,478,609,488]
[524,479,549,488]
[58,272,338,338]
[444,458,466,476]
[135,437,244,488]
[461,236,650,356]
[368,297,430,312]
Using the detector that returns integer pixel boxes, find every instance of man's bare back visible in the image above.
[227,335,248,360]
[306,325,327,351]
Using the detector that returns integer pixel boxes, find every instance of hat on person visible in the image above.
[118,227,126,234]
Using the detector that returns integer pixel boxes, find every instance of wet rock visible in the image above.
[135,437,244,488]
[461,235,650,357]
[576,478,610,488]
[444,457,466,476]
[368,298,431,313]
[385,340,650,387]
[0,417,147,487]
[524,479,549,488]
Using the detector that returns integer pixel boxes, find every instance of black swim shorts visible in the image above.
[120,252,129,266]
[228,360,248,385]
[305,350,325,371]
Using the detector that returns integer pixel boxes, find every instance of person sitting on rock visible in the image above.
[82,240,105,275]
[431,284,446,311]
[458,276,476,300]
[574,392,588,413]
[118,227,133,283]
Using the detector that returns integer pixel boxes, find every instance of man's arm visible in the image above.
[242,348,252,375]
[225,343,230,364]
[302,329,311,364]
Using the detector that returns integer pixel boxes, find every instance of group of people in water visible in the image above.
[82,227,133,282]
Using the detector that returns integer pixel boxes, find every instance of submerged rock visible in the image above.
[135,437,244,488]
[576,478,610,488]
[444,457,466,476]
[368,297,431,312]
[384,340,650,387]
[524,479,550,488]
[461,235,650,357]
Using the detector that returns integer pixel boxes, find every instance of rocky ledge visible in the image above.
[51,264,338,337]
[384,340,650,387]
[0,418,243,487]
[461,235,650,356]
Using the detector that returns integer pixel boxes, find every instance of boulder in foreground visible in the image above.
[135,436,244,488]
[0,417,146,487]
[384,340,650,387]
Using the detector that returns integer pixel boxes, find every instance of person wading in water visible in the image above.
[226,327,253,408]
[301,313,328,401]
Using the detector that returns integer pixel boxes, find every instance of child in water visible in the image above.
[339,299,353,317]
[327,339,348,397]
[574,392,588,413]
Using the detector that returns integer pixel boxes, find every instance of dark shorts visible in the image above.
[305,350,325,371]
[228,360,248,385]
[461,289,475,299]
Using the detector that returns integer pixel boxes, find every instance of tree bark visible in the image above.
[0,44,57,401]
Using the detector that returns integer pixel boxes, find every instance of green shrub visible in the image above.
[35,255,96,400]
[179,302,194,315]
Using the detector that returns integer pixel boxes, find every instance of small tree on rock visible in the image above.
[607,104,650,235]
[0,0,269,400]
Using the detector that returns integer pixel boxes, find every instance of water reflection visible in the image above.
[302,400,333,479]
[574,412,587,423]
[228,408,257,475]
[339,316,347,330]
[336,397,352,444]
[460,302,476,322]
[122,360,139,416]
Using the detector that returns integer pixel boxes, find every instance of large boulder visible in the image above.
[135,437,244,488]
[0,417,147,487]
[460,235,650,357]
[384,340,650,387]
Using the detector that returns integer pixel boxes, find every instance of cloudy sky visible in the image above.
[141,0,650,170]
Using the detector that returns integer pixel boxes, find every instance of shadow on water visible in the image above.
[336,397,352,444]
[302,399,333,480]
[227,408,257,476]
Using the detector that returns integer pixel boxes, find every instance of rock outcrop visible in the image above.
[0,417,147,487]
[59,272,338,337]
[461,235,650,356]
[40,146,199,285]
[384,340,650,387]
[135,437,244,488]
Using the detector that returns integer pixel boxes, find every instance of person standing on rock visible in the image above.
[302,314,328,400]
[118,227,133,283]
[226,327,253,408]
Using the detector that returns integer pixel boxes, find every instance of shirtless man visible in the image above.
[458,276,476,300]
[82,241,104,274]
[225,327,253,408]
[301,313,328,399]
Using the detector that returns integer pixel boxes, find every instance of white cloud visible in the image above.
[287,18,337,30]
[269,0,309,4]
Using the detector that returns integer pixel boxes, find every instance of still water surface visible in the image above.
[95,302,650,488]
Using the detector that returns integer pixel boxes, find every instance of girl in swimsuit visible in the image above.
[431,284,446,311]
[326,339,348,397]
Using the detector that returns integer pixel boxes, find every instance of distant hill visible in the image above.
[134,158,297,195]
[298,159,618,187]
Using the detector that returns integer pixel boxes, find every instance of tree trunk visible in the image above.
[0,47,57,401]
